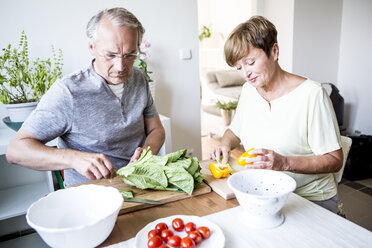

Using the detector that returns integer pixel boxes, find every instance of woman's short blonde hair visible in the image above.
[224,15,278,67]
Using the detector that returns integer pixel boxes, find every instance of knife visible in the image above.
[123,197,165,205]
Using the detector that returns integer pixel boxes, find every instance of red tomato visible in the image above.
[184,222,196,234]
[172,218,185,232]
[167,235,182,247]
[148,229,160,239]
[160,229,174,242]
[196,226,211,239]
[180,237,196,248]
[187,231,202,244]
[158,245,168,248]
[147,236,163,248]
[155,222,169,232]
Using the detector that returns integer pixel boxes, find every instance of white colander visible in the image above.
[227,169,296,229]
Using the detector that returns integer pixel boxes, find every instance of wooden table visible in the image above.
[99,191,239,246]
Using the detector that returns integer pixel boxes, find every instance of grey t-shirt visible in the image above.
[23,63,158,186]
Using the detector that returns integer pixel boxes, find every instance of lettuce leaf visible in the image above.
[123,164,168,189]
[165,149,187,162]
[164,165,194,195]
[117,148,204,195]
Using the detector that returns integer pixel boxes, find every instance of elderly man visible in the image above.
[6,7,165,187]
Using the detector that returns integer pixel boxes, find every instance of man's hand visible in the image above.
[129,147,144,163]
[73,152,116,180]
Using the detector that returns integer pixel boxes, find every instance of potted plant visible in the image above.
[133,39,155,99]
[0,31,63,124]
[216,99,238,126]
[199,25,211,41]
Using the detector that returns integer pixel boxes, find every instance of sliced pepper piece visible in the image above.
[236,148,257,166]
[209,162,233,179]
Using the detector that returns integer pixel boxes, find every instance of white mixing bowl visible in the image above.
[26,185,123,248]
[227,169,296,229]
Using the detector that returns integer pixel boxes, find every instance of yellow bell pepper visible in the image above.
[236,148,257,166]
[209,162,234,179]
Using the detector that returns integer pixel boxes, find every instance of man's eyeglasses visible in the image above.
[98,51,138,62]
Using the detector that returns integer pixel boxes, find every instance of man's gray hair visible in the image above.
[86,7,145,47]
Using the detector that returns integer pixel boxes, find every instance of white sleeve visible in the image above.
[307,87,341,155]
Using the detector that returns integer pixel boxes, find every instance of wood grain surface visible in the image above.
[199,136,246,200]
[200,158,246,200]
[73,176,211,215]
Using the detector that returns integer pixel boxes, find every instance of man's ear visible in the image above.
[88,42,95,56]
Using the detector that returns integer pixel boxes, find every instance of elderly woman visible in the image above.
[210,16,343,213]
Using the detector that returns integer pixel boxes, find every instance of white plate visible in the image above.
[135,215,225,248]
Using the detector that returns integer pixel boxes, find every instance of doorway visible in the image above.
[197,0,255,159]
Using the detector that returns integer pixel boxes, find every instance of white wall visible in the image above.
[292,0,343,83]
[338,0,372,135]
[198,0,254,72]
[256,0,295,72]
[0,0,202,157]
[257,0,372,135]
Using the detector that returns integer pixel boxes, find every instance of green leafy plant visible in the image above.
[133,39,153,82]
[117,148,204,195]
[216,100,238,110]
[0,31,63,104]
[199,25,211,41]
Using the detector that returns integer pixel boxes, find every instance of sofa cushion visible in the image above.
[215,70,245,88]
[213,85,242,99]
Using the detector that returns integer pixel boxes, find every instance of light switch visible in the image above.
[179,48,192,60]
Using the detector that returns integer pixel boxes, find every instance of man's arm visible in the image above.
[6,127,115,180]
[130,116,165,162]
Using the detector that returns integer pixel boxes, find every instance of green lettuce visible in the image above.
[117,148,204,195]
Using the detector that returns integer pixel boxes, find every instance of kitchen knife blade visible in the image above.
[123,197,165,205]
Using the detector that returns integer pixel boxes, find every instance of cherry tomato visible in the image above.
[172,218,184,232]
[155,222,169,232]
[180,237,196,248]
[160,229,174,242]
[187,231,202,244]
[196,226,211,239]
[147,235,163,248]
[167,235,182,247]
[158,245,168,248]
[184,222,196,234]
[148,229,160,239]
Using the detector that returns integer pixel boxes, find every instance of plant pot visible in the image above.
[220,109,235,126]
[5,101,38,122]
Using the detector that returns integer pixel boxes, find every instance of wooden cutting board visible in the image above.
[199,158,246,200]
[73,176,211,215]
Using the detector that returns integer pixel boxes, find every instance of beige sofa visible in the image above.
[201,70,245,115]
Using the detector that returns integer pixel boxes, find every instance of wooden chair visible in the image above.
[334,136,352,184]
[334,136,352,217]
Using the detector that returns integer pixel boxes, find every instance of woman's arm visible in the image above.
[245,148,343,174]
[209,128,241,163]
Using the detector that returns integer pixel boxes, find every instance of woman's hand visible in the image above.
[245,148,288,171]
[209,145,231,164]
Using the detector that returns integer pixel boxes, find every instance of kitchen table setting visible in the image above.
[26,146,372,248]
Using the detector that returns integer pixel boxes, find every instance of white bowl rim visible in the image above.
[26,184,123,233]
[227,169,297,197]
